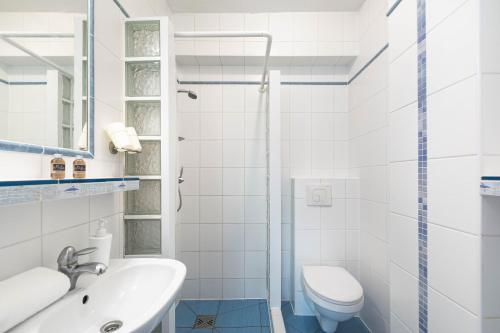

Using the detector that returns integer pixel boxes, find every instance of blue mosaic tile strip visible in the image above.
[417,0,428,332]
[281,301,370,333]
[176,300,270,331]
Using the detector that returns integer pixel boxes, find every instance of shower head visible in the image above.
[177,89,198,100]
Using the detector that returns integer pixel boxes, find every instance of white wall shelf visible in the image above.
[0,177,139,206]
[176,54,357,67]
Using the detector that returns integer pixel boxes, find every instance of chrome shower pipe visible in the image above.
[177,88,198,99]
[174,31,273,93]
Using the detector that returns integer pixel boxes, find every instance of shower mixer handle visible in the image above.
[178,167,184,184]
[177,167,184,212]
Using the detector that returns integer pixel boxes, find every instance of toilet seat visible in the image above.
[302,266,363,306]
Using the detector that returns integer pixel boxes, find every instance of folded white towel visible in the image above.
[0,267,70,332]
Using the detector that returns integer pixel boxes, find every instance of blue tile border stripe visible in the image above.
[283,81,347,86]
[348,44,389,85]
[417,0,428,332]
[87,0,95,157]
[482,176,500,181]
[178,80,348,86]
[178,42,388,88]
[0,78,47,85]
[387,0,404,17]
[112,0,130,18]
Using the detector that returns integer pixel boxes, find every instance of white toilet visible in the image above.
[302,266,364,333]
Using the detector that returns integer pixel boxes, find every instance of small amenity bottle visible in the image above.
[73,155,86,179]
[50,154,66,180]
[89,219,112,267]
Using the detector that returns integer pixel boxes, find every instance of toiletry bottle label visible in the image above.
[52,163,65,171]
[74,165,86,172]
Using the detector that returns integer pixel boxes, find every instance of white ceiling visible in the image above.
[166,0,366,13]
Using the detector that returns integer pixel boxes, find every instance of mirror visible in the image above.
[0,0,91,155]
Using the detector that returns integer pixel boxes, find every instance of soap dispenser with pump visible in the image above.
[89,218,112,267]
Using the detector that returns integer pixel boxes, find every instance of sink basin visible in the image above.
[10,258,186,333]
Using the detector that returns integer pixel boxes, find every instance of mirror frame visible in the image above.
[0,0,95,159]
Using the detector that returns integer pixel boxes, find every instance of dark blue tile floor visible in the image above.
[176,299,270,333]
[281,301,370,333]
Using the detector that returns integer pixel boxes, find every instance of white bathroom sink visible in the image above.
[10,258,186,333]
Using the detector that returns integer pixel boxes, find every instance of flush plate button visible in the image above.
[306,185,332,206]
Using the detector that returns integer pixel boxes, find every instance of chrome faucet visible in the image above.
[57,246,107,290]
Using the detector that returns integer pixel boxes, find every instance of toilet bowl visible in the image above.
[302,266,364,333]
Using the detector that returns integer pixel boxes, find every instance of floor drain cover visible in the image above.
[100,320,123,332]
[193,315,216,329]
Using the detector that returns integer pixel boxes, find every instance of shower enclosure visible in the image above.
[174,31,282,329]
[175,67,282,327]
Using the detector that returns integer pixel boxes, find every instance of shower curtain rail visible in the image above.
[0,33,75,78]
[174,31,273,93]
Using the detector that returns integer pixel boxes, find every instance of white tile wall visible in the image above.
[427,0,478,95]
[174,11,360,64]
[0,193,123,280]
[428,223,480,315]
[481,0,500,327]
[386,0,484,332]
[176,66,268,299]
[0,0,172,282]
[120,0,497,331]
[291,178,359,315]
[278,67,350,302]
[349,0,390,331]
[390,264,418,332]
[428,286,480,333]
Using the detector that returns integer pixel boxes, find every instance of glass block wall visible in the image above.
[124,20,162,256]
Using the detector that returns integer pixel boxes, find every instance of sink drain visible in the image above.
[100,320,123,332]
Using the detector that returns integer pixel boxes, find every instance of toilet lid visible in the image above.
[302,266,363,306]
